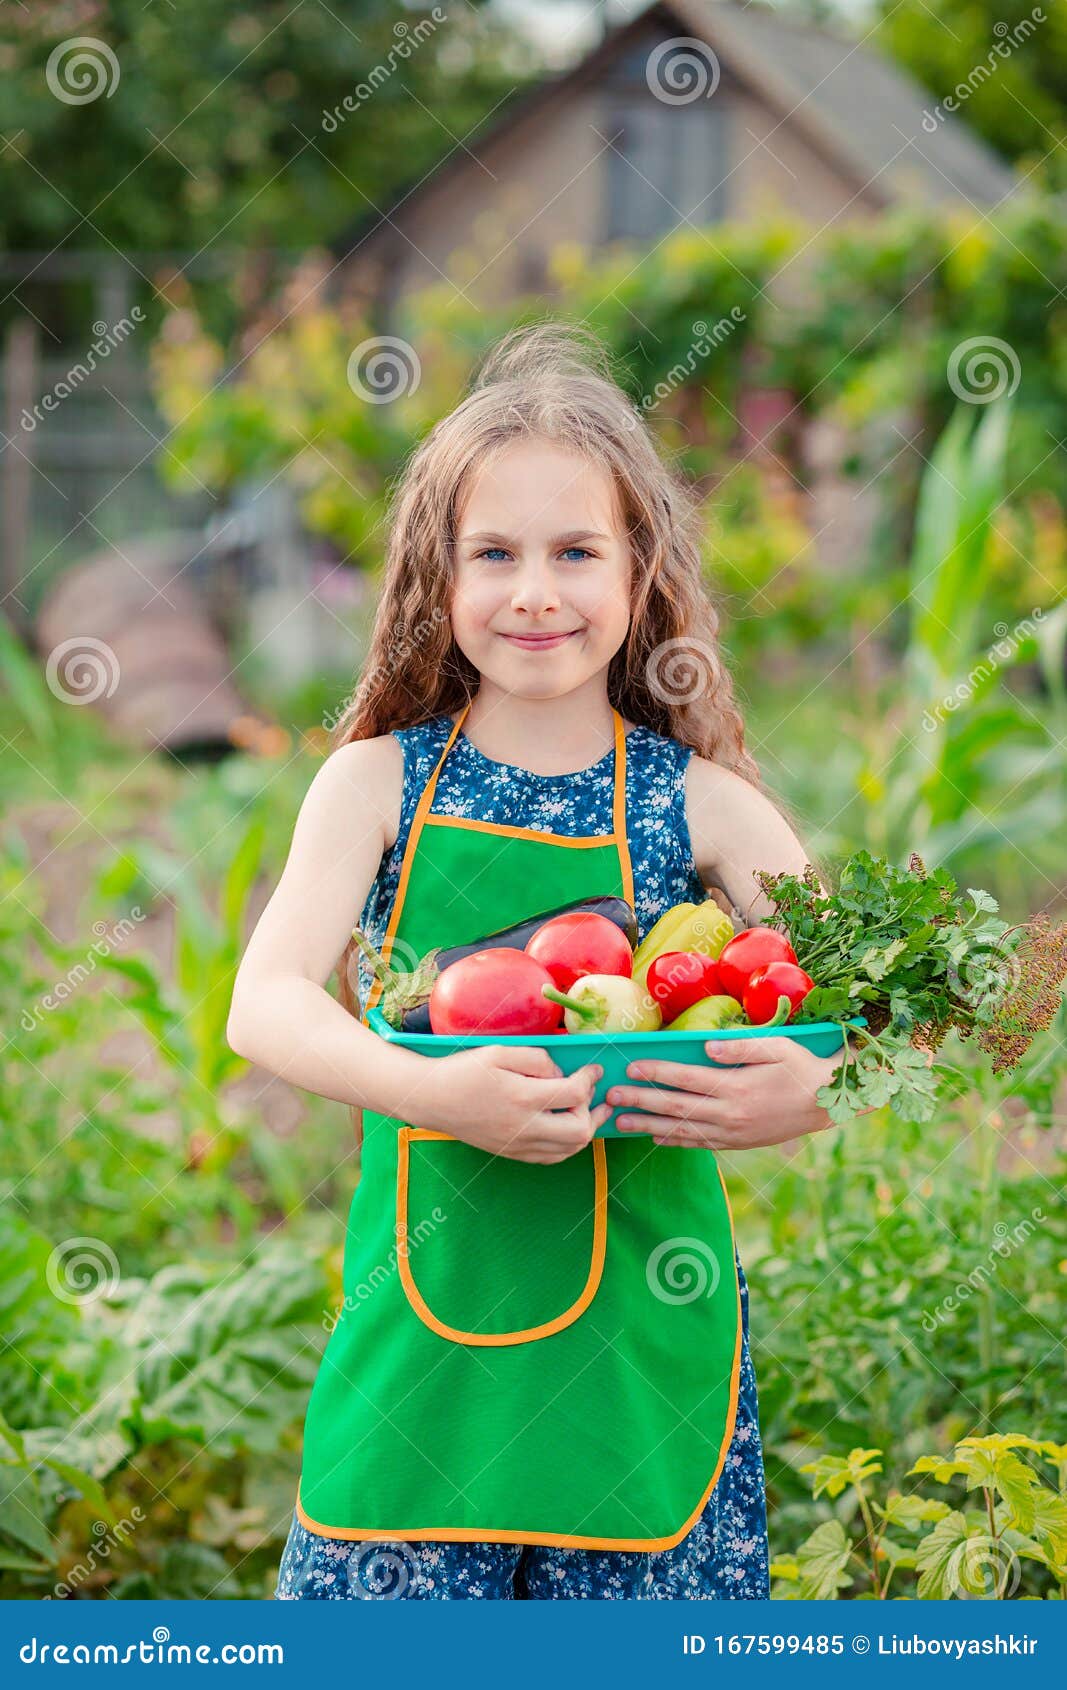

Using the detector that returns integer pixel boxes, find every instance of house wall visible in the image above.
[341,37,882,317]
[723,87,879,232]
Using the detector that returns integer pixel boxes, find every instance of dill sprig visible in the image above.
[753,850,1067,1124]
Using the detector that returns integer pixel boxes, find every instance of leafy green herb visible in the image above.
[755,851,1067,1125]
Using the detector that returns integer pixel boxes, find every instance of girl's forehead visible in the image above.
[457,439,623,533]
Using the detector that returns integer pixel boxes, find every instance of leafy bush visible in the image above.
[0,1209,327,1598]
[773,1438,1067,1599]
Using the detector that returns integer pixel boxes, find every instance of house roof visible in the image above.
[670,0,1015,207]
[334,0,1015,261]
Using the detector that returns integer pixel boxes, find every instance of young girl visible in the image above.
[228,324,847,1602]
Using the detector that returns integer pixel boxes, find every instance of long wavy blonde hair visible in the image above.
[333,320,759,778]
[334,321,791,1019]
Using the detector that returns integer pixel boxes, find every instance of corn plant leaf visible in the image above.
[0,614,57,745]
[1033,598,1067,708]
[908,401,1009,690]
[0,1548,52,1573]
[220,818,266,939]
[0,1216,86,1425]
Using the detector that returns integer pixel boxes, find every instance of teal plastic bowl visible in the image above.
[367,1007,867,1138]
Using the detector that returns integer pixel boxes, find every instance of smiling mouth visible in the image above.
[498,629,582,650]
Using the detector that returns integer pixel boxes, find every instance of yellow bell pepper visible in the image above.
[632,898,735,985]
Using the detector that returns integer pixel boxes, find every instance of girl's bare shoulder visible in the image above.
[300,733,405,852]
[684,750,770,815]
[683,752,809,887]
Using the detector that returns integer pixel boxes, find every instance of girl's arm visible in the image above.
[227,737,422,1113]
[227,738,607,1161]
[687,751,906,1107]
[684,754,817,923]
[607,754,855,1144]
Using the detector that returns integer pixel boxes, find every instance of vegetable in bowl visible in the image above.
[356,852,1067,1130]
[753,850,1067,1125]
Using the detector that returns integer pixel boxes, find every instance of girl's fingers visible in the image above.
[702,1036,792,1066]
[531,1095,614,1159]
[617,1115,724,1146]
[491,1044,563,1079]
[615,1059,726,1095]
[530,1063,601,1109]
[610,1086,726,1122]
[531,1103,598,1146]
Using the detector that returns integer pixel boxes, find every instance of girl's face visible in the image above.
[451,437,631,702]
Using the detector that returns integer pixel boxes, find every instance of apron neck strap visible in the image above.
[610,706,627,842]
[433,701,628,821]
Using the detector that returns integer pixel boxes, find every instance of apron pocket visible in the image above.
[396,1128,607,1346]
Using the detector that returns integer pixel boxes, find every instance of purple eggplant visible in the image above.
[358,896,637,1032]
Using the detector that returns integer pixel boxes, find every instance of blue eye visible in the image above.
[477,548,511,562]
[561,547,593,562]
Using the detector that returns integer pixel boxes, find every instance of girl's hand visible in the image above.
[606,1036,845,1148]
[409,1045,611,1165]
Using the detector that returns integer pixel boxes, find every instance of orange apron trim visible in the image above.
[303,703,740,1551]
[364,705,635,1017]
[394,1127,609,1348]
[293,1155,742,1552]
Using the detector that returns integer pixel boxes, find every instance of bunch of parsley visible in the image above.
[754,851,1065,1126]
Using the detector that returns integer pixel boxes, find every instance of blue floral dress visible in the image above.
[276,715,770,1600]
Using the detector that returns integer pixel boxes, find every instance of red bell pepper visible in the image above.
[645,951,724,1024]
[742,960,814,1026]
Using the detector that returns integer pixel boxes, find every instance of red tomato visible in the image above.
[717,927,797,1000]
[428,948,562,1036]
[645,951,723,1023]
[743,961,814,1025]
[525,910,633,990]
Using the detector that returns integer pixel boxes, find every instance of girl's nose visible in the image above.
[510,562,561,616]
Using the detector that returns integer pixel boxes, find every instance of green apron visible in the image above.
[295,707,741,1550]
